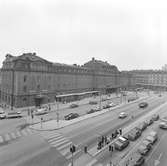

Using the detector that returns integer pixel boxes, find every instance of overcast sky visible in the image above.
[0,0,167,70]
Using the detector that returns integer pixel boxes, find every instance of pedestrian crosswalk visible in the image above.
[0,128,35,144]
[41,131,81,159]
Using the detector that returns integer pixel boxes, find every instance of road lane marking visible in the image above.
[57,142,72,151]
[42,133,61,139]
[48,135,64,143]
[154,153,163,166]
[146,133,167,163]
[51,139,69,147]
[51,137,67,144]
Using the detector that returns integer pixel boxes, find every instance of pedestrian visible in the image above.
[119,128,122,135]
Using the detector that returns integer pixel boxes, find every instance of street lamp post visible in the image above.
[55,97,59,123]
[99,91,102,110]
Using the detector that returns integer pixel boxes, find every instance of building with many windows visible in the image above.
[128,70,167,91]
[0,53,134,108]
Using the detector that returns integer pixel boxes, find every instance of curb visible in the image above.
[30,95,149,131]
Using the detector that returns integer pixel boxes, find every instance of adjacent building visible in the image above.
[0,53,134,108]
[128,70,167,91]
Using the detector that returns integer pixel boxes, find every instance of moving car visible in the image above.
[159,122,167,129]
[64,113,79,120]
[70,104,79,108]
[114,136,129,151]
[139,102,148,108]
[118,112,128,119]
[35,108,48,115]
[127,153,145,165]
[0,110,6,119]
[7,112,22,118]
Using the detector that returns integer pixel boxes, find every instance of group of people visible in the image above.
[97,128,122,150]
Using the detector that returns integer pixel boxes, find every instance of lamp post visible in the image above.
[55,96,59,123]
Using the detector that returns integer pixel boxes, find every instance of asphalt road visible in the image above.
[0,93,166,166]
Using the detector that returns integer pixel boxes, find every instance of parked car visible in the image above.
[114,136,129,151]
[139,102,148,108]
[89,101,98,105]
[87,109,96,114]
[124,128,141,141]
[0,110,6,119]
[152,114,159,121]
[70,104,79,108]
[64,113,79,120]
[128,97,138,102]
[148,131,158,140]
[145,135,157,144]
[127,153,145,166]
[141,140,152,149]
[136,122,147,131]
[137,144,151,155]
[35,108,48,115]
[145,118,153,126]
[7,112,22,118]
[118,112,128,119]
[103,105,111,109]
[159,122,167,129]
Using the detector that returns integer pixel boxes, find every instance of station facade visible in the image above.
[0,53,134,108]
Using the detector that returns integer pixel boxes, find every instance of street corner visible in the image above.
[29,119,70,131]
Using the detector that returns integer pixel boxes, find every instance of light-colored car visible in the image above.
[35,108,48,115]
[159,122,167,129]
[0,110,6,119]
[118,112,128,119]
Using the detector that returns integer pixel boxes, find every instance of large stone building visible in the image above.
[128,70,167,91]
[0,53,134,108]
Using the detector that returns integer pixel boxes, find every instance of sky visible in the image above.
[0,0,167,70]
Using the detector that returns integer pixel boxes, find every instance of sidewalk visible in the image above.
[29,95,148,131]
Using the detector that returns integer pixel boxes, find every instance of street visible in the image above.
[0,92,166,166]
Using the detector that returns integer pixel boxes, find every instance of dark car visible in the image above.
[69,104,79,108]
[87,109,96,114]
[64,113,79,120]
[103,105,111,109]
[128,153,145,166]
[7,112,22,118]
[139,102,148,108]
